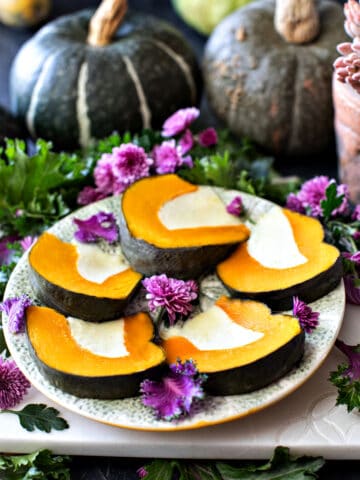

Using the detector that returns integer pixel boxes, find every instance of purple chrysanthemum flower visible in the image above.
[292,296,320,334]
[140,359,206,421]
[197,127,218,147]
[73,211,118,243]
[286,193,306,214]
[342,251,360,264]
[352,204,360,221]
[19,236,37,252]
[354,231,360,241]
[344,275,360,305]
[153,140,183,174]
[335,339,360,381]
[226,196,243,216]
[333,183,350,216]
[142,274,198,325]
[162,107,200,137]
[77,186,108,206]
[0,295,32,334]
[0,235,18,266]
[179,129,194,154]
[137,467,148,479]
[94,144,152,195]
[0,357,30,410]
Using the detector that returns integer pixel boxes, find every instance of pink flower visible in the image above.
[344,0,360,38]
[343,251,360,264]
[142,274,198,325]
[73,211,118,243]
[197,127,218,147]
[333,183,350,216]
[292,296,320,334]
[179,129,194,154]
[162,107,199,137]
[95,144,152,195]
[19,236,37,251]
[226,196,243,216]
[77,186,108,206]
[286,193,306,214]
[140,359,206,420]
[0,295,32,334]
[352,204,360,221]
[0,357,30,409]
[137,467,148,478]
[344,275,360,305]
[153,140,183,175]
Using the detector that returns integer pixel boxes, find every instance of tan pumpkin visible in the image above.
[0,0,51,27]
[203,0,347,156]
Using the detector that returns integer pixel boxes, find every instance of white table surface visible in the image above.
[1,304,359,459]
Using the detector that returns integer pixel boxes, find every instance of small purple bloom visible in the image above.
[142,274,198,325]
[137,467,148,479]
[162,107,200,137]
[352,204,360,221]
[354,231,360,241]
[343,251,360,265]
[285,193,306,214]
[0,295,32,334]
[335,339,360,381]
[77,186,108,206]
[344,275,360,305]
[94,144,152,195]
[0,236,18,266]
[140,359,206,421]
[73,211,118,243]
[226,196,243,216]
[19,236,37,252]
[153,140,183,175]
[0,357,31,409]
[333,183,350,217]
[179,129,194,154]
[197,127,218,147]
[292,296,320,334]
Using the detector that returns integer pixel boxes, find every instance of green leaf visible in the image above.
[216,447,324,479]
[320,182,344,221]
[180,463,222,480]
[6,404,69,433]
[139,459,180,480]
[329,364,360,412]
[0,449,71,479]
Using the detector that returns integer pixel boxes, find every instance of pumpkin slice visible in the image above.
[217,206,342,310]
[161,296,304,395]
[119,174,250,278]
[28,232,142,322]
[26,306,166,399]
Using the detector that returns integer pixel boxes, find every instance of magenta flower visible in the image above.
[153,140,183,174]
[19,236,37,252]
[137,467,148,478]
[226,196,243,216]
[94,144,152,195]
[198,127,218,147]
[352,204,360,221]
[0,357,30,410]
[140,359,206,421]
[73,211,118,243]
[354,231,360,241]
[335,339,360,381]
[142,274,198,325]
[77,186,108,206]
[0,295,32,334]
[286,193,306,214]
[342,251,360,264]
[162,107,199,137]
[292,296,320,334]
[179,129,194,154]
[344,275,360,305]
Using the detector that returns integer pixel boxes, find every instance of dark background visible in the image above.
[0,0,359,478]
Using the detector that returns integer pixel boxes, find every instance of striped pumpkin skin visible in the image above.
[10,10,202,149]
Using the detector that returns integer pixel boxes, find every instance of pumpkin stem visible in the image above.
[87,0,127,47]
[274,0,320,44]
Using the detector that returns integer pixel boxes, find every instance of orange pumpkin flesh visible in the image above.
[119,174,250,278]
[29,232,142,321]
[217,209,342,310]
[162,296,304,395]
[26,306,166,399]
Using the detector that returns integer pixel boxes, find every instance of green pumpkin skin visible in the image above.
[203,0,347,156]
[10,9,202,150]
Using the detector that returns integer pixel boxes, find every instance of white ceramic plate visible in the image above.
[3,192,346,431]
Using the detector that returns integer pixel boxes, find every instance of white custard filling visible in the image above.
[73,241,129,283]
[67,317,129,358]
[161,305,263,351]
[247,206,308,269]
[158,186,242,230]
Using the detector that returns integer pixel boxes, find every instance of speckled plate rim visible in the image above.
[3,191,346,431]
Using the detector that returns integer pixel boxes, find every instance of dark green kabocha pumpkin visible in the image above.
[10,0,202,149]
[203,0,347,156]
